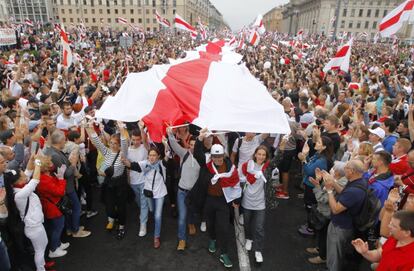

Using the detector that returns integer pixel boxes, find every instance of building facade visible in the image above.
[6,0,54,24]
[263,6,283,32]
[53,0,224,31]
[281,0,411,39]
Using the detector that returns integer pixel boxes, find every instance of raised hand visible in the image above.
[351,239,369,255]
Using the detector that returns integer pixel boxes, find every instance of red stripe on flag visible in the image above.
[380,0,414,31]
[142,56,220,142]
[334,45,350,58]
[63,50,68,66]
[175,17,195,31]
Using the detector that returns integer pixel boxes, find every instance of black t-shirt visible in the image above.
[322,131,341,154]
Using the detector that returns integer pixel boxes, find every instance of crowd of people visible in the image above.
[0,23,414,271]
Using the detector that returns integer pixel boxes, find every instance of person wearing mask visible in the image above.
[167,127,200,251]
[36,155,68,258]
[298,136,334,237]
[4,155,47,271]
[352,211,414,271]
[123,147,167,249]
[43,130,90,238]
[189,128,241,269]
[368,127,385,153]
[324,160,367,271]
[86,121,128,239]
[240,146,270,263]
[127,129,149,237]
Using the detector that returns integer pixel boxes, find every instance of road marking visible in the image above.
[234,207,250,271]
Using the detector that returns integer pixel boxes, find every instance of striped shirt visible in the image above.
[90,134,128,178]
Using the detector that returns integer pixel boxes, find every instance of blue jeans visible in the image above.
[0,238,10,271]
[66,191,81,232]
[149,197,164,238]
[47,216,65,251]
[130,183,149,225]
[177,188,195,241]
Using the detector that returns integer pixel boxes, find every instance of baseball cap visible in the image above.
[211,144,224,156]
[368,127,385,139]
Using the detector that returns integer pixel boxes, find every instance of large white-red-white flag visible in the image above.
[117,17,128,25]
[155,10,171,28]
[253,14,265,35]
[323,38,353,73]
[96,41,290,142]
[174,14,195,32]
[59,25,73,67]
[379,0,414,37]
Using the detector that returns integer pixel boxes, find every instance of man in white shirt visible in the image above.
[56,102,78,131]
[127,129,149,237]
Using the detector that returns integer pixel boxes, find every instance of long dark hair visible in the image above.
[4,169,23,226]
[320,136,334,169]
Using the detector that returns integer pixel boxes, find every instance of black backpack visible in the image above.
[352,183,382,232]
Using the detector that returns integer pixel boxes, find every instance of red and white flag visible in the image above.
[253,14,265,35]
[237,37,245,50]
[228,36,237,47]
[297,29,304,40]
[373,32,380,44]
[198,17,207,40]
[270,43,278,51]
[248,30,260,46]
[117,17,128,25]
[59,25,73,67]
[155,10,171,28]
[25,18,34,27]
[323,38,353,73]
[174,14,195,32]
[379,0,414,37]
[191,31,198,40]
[96,46,290,142]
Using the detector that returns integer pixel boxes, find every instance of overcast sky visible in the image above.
[209,0,289,31]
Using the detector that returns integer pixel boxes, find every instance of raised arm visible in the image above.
[85,124,109,155]
[167,128,187,158]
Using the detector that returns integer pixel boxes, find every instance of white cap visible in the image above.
[369,127,385,139]
[211,144,224,156]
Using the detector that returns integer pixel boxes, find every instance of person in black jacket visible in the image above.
[188,128,241,269]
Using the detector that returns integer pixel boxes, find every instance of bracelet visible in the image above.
[327,190,334,194]
[35,159,42,166]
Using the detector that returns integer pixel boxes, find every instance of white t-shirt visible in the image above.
[56,114,78,130]
[127,145,147,185]
[232,135,264,168]
[10,81,22,97]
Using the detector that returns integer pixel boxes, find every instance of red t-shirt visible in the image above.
[377,237,414,271]
[402,167,414,195]
[389,155,410,176]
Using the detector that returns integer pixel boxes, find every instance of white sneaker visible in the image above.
[139,223,147,237]
[245,239,252,251]
[238,214,244,225]
[49,248,67,258]
[255,251,263,263]
[59,242,70,250]
[200,221,207,232]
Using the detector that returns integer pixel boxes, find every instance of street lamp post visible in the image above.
[332,0,341,40]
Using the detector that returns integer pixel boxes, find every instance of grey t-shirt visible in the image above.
[241,162,266,210]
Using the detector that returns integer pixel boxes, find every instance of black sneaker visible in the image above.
[116,228,125,240]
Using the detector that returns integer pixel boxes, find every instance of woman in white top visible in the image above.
[123,147,167,249]
[239,146,270,264]
[4,157,47,271]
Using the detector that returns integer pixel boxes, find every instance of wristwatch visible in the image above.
[35,159,42,166]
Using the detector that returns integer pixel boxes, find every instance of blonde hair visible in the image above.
[358,142,374,157]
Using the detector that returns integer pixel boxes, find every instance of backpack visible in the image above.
[352,183,382,232]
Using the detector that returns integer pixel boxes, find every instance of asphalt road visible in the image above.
[54,162,363,271]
